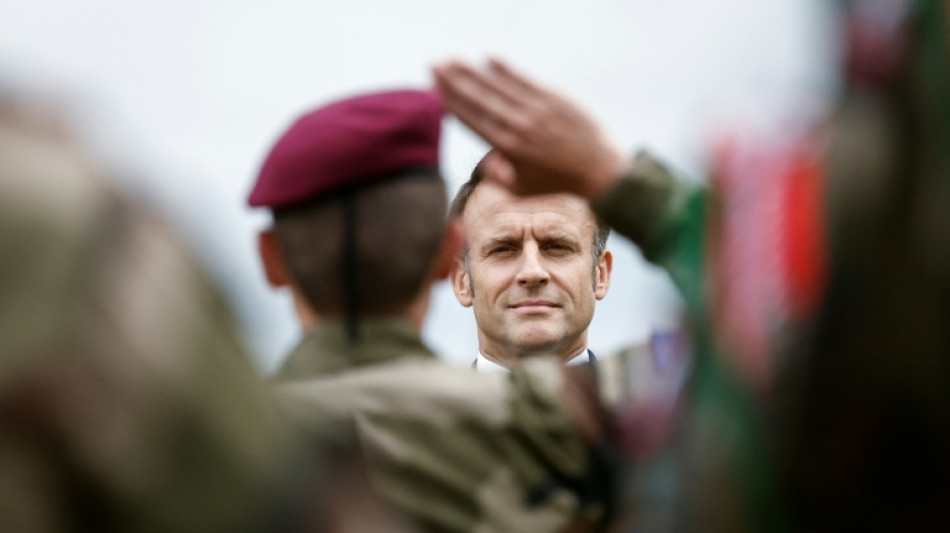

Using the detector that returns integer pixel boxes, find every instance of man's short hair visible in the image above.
[273,169,446,315]
[449,152,610,260]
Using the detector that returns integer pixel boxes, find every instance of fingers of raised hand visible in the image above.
[434,62,515,144]
[486,57,551,101]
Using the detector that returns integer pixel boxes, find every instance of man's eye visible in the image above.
[491,246,514,254]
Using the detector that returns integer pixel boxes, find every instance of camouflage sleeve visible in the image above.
[590,151,708,312]
[589,152,787,531]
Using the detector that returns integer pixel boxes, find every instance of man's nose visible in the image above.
[516,246,550,287]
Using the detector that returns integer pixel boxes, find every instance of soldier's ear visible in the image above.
[433,218,465,279]
[594,249,613,300]
[258,230,291,288]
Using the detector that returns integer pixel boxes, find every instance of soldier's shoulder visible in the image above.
[277,357,566,427]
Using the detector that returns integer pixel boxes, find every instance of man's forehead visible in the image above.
[463,183,593,233]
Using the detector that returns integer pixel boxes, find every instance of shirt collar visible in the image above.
[474,347,591,373]
[276,317,435,381]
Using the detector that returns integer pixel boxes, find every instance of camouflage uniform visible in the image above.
[0,103,349,532]
[273,317,608,532]
[591,152,783,533]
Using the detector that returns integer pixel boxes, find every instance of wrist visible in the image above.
[581,152,632,201]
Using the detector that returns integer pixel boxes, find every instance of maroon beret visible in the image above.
[248,89,444,209]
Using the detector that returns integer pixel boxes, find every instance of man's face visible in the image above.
[452,183,611,363]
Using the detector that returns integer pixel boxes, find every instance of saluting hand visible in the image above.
[433,58,629,201]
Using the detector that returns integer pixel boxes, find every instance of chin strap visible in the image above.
[342,192,360,343]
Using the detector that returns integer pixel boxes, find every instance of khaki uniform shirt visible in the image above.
[274,318,604,532]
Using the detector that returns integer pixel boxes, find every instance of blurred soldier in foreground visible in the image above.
[433,0,949,528]
[249,89,613,532]
[774,0,950,530]
[0,95,379,532]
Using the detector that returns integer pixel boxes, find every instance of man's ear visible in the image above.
[451,255,474,308]
[439,218,474,308]
[258,230,291,288]
[594,249,613,300]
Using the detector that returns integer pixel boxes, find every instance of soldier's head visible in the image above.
[250,90,461,331]
[448,151,613,366]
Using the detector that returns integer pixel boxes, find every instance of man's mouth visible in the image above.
[509,300,559,311]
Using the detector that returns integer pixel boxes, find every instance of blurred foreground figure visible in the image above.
[434,0,949,529]
[250,90,614,532]
[775,0,950,530]
[0,95,379,532]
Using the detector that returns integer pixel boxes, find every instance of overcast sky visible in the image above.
[1,0,837,370]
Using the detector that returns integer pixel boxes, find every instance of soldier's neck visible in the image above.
[293,291,320,332]
[403,286,430,333]
[294,289,430,335]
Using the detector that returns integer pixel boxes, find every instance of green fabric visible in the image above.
[592,151,706,315]
[922,0,950,172]
[592,152,786,532]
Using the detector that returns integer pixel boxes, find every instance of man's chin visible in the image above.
[509,330,564,354]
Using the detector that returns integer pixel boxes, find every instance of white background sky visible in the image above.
[1,0,837,370]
